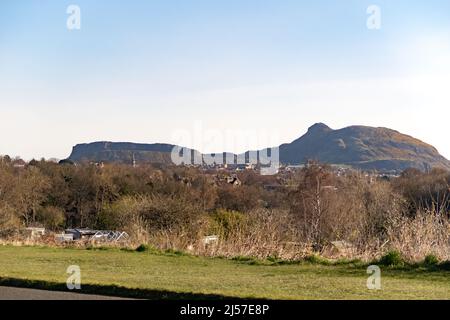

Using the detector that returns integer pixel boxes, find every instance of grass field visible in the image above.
[0,245,448,300]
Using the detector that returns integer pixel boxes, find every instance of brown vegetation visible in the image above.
[0,157,449,262]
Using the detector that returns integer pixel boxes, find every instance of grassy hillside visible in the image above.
[0,246,448,300]
[280,123,450,171]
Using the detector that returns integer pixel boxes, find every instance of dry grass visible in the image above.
[1,209,448,264]
[124,207,450,263]
[386,211,450,261]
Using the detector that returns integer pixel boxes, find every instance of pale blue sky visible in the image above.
[1,1,450,159]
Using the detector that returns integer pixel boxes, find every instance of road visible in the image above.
[0,286,132,300]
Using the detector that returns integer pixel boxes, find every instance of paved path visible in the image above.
[0,286,132,300]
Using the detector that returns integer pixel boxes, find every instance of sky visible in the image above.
[1,0,450,160]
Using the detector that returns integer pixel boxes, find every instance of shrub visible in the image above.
[210,209,247,239]
[138,195,205,232]
[36,206,65,230]
[378,250,405,267]
[97,197,137,230]
[386,211,449,261]
[0,202,21,237]
[423,254,439,266]
[136,244,157,253]
[99,194,206,241]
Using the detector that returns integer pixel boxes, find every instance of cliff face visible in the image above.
[67,124,450,172]
[68,142,179,164]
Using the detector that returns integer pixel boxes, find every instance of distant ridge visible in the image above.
[68,141,191,165]
[67,124,450,172]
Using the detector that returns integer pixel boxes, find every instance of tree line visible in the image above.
[0,156,448,261]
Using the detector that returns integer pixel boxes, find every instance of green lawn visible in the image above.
[0,245,448,300]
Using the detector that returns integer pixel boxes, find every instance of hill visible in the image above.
[68,141,199,165]
[278,123,450,171]
[66,124,450,172]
